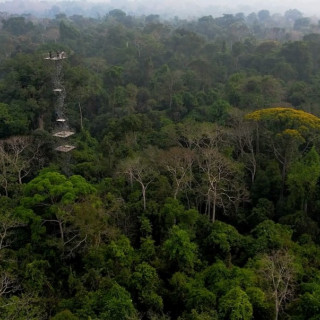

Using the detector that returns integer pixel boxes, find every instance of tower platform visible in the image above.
[55,145,76,152]
[53,131,75,138]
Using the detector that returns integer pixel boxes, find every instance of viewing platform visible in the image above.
[44,57,67,61]
[55,145,76,152]
[44,51,67,60]
[53,130,75,138]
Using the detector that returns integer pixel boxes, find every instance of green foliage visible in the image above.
[163,226,198,272]
[131,262,163,312]
[21,171,95,208]
[179,309,218,320]
[0,294,47,320]
[106,235,135,280]
[287,147,320,210]
[139,236,157,262]
[219,287,253,320]
[245,287,270,320]
[249,220,293,254]
[169,272,217,316]
[59,21,80,41]
[202,261,256,298]
[2,17,34,35]
[76,283,138,320]
[298,282,320,319]
[248,198,274,226]
[25,259,50,293]
[205,221,243,254]
[198,220,245,265]
[51,310,79,320]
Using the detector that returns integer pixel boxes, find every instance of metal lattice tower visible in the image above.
[45,51,75,152]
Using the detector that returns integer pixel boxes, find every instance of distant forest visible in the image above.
[1,8,320,320]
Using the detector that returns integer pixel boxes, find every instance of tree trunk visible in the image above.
[18,170,22,185]
[280,157,287,199]
[207,193,211,219]
[79,102,83,130]
[303,200,308,214]
[255,124,260,154]
[275,298,279,320]
[142,185,146,211]
[38,114,44,130]
[212,189,217,223]
[173,186,178,199]
[58,220,64,243]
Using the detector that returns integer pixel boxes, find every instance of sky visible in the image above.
[0,0,319,18]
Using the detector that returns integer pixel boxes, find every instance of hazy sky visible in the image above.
[0,0,320,17]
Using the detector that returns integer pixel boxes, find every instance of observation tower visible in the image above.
[45,51,75,152]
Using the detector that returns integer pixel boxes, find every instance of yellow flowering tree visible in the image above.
[246,107,320,195]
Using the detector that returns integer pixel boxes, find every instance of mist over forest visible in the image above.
[2,1,320,320]
[0,0,320,19]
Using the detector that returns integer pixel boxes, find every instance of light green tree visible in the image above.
[131,262,163,312]
[219,286,253,320]
[163,225,198,272]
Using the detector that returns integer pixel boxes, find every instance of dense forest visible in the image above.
[2,8,320,320]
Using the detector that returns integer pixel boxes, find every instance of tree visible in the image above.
[298,282,320,319]
[51,310,79,320]
[257,249,297,320]
[120,155,157,210]
[0,197,25,252]
[0,103,14,138]
[105,235,134,276]
[202,221,244,265]
[0,53,52,131]
[2,17,34,36]
[163,225,198,272]
[250,220,293,255]
[0,271,19,298]
[258,10,270,23]
[284,9,303,22]
[281,42,312,80]
[219,286,253,320]
[230,110,257,182]
[108,9,127,20]
[0,293,47,319]
[59,20,80,42]
[0,136,42,196]
[197,148,247,222]
[287,146,320,212]
[246,107,320,195]
[158,147,195,199]
[227,75,285,110]
[294,18,311,31]
[152,65,183,111]
[130,262,163,313]
[248,198,274,226]
[78,283,138,320]
[19,171,97,255]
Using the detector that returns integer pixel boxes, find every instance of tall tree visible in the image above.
[0,136,42,196]
[197,148,247,222]
[246,107,320,195]
[120,155,157,210]
[257,249,297,320]
[287,146,320,212]
[158,147,195,199]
